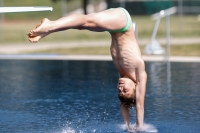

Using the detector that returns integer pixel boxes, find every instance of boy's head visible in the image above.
[117,77,136,108]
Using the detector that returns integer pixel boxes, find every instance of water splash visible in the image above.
[61,127,76,133]
[60,122,157,133]
[119,123,158,132]
[142,123,158,132]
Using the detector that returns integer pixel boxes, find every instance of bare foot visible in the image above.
[27,18,51,43]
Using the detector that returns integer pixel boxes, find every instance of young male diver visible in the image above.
[27,7,147,132]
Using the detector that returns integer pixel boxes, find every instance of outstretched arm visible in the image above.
[120,105,130,130]
[120,104,134,132]
[135,60,147,130]
[27,9,127,42]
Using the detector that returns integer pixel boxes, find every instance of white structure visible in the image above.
[132,22,138,40]
[145,7,177,57]
[198,14,200,21]
[0,6,53,42]
[0,7,53,13]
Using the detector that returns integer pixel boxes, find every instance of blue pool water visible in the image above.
[0,60,199,133]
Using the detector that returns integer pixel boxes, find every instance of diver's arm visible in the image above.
[120,104,133,131]
[135,61,147,130]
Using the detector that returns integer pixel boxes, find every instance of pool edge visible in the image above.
[0,55,200,62]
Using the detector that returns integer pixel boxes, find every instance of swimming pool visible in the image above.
[0,60,199,133]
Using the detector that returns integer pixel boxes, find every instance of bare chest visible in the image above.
[110,45,140,81]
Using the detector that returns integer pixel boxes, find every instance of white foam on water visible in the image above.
[60,122,158,133]
[60,124,85,133]
[61,127,75,133]
[119,123,158,132]
[142,123,158,132]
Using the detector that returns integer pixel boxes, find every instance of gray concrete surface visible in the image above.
[0,54,200,62]
[0,38,200,62]
[0,38,200,54]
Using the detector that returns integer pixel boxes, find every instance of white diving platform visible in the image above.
[0,7,53,13]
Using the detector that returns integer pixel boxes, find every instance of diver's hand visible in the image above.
[127,127,142,132]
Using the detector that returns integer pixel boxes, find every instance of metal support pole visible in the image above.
[178,0,183,34]
[145,7,176,55]
[61,0,67,17]
[150,15,161,45]
[166,14,170,62]
[166,60,171,90]
[120,0,125,8]
[144,12,164,55]
[0,0,4,42]
[132,22,138,40]
[61,0,67,38]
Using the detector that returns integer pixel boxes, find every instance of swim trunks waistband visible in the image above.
[108,7,132,33]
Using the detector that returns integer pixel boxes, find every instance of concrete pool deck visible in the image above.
[0,38,200,62]
[1,38,200,54]
[0,54,200,62]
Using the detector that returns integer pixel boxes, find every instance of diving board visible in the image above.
[0,7,53,13]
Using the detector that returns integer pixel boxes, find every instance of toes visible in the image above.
[28,35,40,43]
[27,30,37,38]
[28,37,33,43]
[27,30,33,35]
[28,38,37,43]
[27,32,32,37]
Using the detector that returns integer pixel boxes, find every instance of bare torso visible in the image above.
[110,28,142,83]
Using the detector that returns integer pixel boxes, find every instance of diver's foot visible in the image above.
[27,18,51,43]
